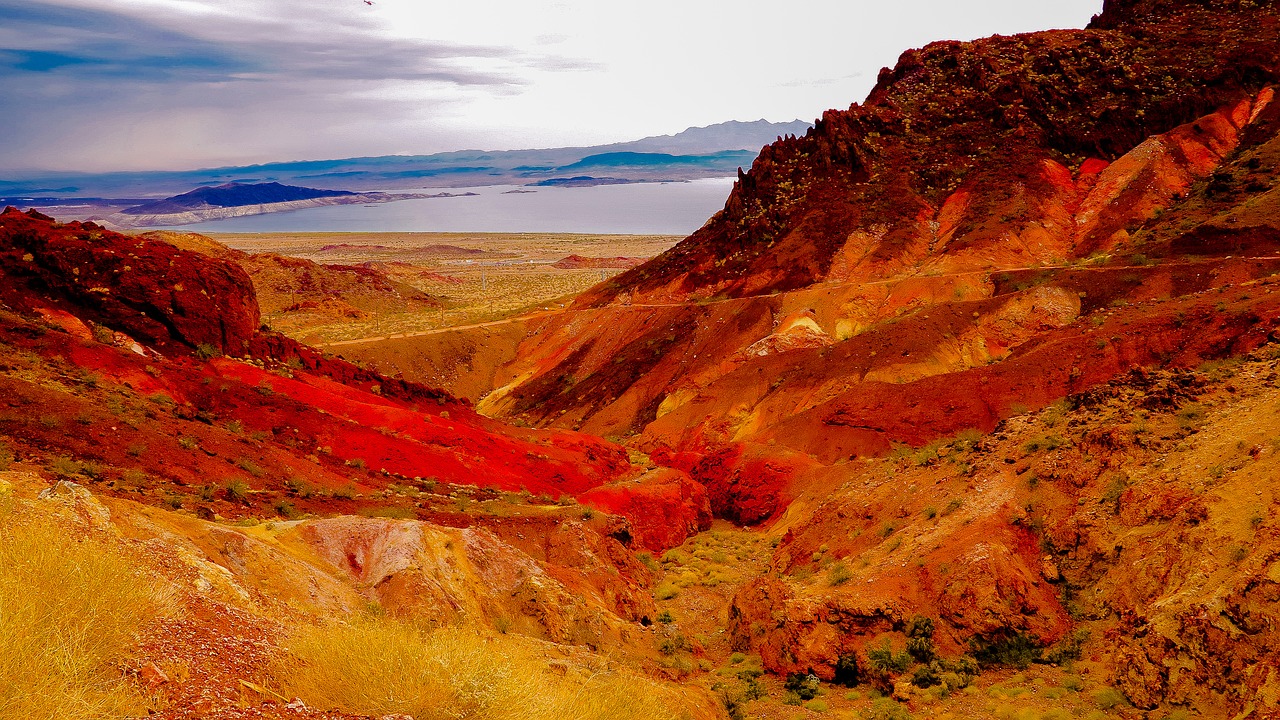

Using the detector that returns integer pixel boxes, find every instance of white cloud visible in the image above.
[2,0,1104,171]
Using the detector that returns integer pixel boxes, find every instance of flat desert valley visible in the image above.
[207,231,681,345]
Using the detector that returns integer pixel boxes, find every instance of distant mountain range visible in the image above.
[1,119,812,199]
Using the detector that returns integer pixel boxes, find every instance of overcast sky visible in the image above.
[1,0,1103,173]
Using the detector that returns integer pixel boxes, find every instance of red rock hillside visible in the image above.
[323,1,1280,714]
[0,207,709,552]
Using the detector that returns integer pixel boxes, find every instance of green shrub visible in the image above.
[911,664,939,687]
[284,477,313,499]
[828,562,853,586]
[1043,628,1089,664]
[784,672,820,700]
[120,469,148,488]
[861,697,913,720]
[1092,687,1127,710]
[224,479,250,504]
[48,456,83,479]
[236,458,265,477]
[655,583,679,600]
[867,639,912,676]
[970,633,1042,669]
[656,631,689,656]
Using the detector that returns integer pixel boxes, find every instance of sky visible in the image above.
[1,1,1104,173]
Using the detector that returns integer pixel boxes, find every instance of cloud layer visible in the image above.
[2,0,1104,172]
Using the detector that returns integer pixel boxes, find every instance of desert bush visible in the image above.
[357,506,415,520]
[828,561,853,586]
[283,476,313,498]
[970,632,1043,668]
[862,697,913,720]
[121,469,148,489]
[224,479,250,504]
[784,672,820,700]
[275,620,681,720]
[867,638,912,676]
[0,505,169,718]
[911,664,939,688]
[236,458,265,477]
[657,630,690,656]
[1092,686,1127,710]
[48,455,84,478]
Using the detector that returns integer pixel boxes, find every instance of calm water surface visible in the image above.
[163,178,737,235]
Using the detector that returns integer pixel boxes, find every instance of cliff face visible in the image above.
[578,0,1279,305]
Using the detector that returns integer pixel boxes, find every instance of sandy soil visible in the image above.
[205,232,680,344]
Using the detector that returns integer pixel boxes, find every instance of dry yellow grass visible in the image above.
[0,502,168,719]
[275,619,685,720]
[202,231,680,344]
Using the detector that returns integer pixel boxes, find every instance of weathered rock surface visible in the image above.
[0,207,260,353]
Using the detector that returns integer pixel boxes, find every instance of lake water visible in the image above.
[162,178,737,235]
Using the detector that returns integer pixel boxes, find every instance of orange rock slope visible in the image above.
[321,1,1280,714]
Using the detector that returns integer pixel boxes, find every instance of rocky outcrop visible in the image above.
[295,517,629,644]
[578,468,712,552]
[0,207,260,353]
